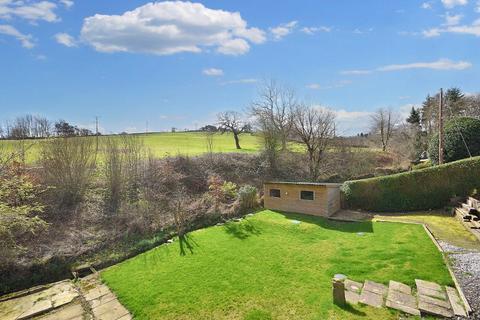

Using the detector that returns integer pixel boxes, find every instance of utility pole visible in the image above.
[438,88,445,165]
[94,116,99,164]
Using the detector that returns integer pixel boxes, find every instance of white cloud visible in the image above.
[421,2,433,9]
[340,69,372,75]
[0,24,34,48]
[423,19,480,37]
[80,1,266,56]
[55,32,76,47]
[341,59,472,75]
[202,68,224,76]
[301,26,331,35]
[221,78,259,85]
[444,13,463,26]
[378,58,472,71]
[314,105,374,135]
[306,80,352,90]
[441,0,468,8]
[0,0,59,22]
[476,0,480,12]
[270,20,297,40]
[60,0,73,8]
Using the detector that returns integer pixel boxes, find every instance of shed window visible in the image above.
[269,189,281,198]
[300,190,314,200]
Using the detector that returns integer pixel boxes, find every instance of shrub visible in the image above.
[40,137,96,207]
[222,181,238,200]
[238,185,258,211]
[341,156,480,212]
[428,117,480,164]
[0,166,48,265]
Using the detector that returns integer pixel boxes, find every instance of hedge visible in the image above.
[341,156,480,212]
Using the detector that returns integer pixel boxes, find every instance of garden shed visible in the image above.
[263,181,342,217]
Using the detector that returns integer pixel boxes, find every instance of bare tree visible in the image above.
[251,80,296,151]
[217,111,250,149]
[204,129,215,157]
[40,137,96,207]
[370,108,398,152]
[292,104,336,180]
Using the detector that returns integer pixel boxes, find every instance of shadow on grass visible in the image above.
[179,233,198,256]
[336,303,367,317]
[277,211,374,234]
[223,220,261,240]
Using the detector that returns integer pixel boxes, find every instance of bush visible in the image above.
[428,117,480,164]
[237,185,258,211]
[341,156,480,212]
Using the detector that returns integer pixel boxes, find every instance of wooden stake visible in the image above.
[438,88,444,165]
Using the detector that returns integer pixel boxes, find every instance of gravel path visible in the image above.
[438,240,480,319]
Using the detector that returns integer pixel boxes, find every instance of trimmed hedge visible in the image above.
[341,156,480,212]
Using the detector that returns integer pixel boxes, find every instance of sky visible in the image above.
[0,0,479,135]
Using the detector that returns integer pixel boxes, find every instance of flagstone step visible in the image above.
[339,276,468,319]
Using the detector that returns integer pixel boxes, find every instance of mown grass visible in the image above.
[101,210,452,320]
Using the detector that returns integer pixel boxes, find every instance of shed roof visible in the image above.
[264,181,343,187]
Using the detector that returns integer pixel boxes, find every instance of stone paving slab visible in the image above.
[0,274,132,320]
[418,296,454,318]
[359,290,384,308]
[386,289,420,316]
[363,280,388,296]
[445,286,467,317]
[92,299,130,320]
[344,279,363,294]
[417,286,447,300]
[388,280,411,295]
[345,291,361,305]
[415,279,443,292]
[37,301,85,320]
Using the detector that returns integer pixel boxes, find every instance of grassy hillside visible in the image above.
[0,132,263,164]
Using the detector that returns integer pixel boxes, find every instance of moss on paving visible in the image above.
[101,210,452,320]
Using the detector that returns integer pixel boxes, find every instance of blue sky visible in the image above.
[0,0,479,135]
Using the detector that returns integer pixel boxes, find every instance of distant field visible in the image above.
[0,132,263,164]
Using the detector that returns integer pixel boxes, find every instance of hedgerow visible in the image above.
[341,156,480,212]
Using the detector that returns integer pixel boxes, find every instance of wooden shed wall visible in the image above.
[263,183,340,217]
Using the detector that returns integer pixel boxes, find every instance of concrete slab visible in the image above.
[386,289,419,316]
[363,280,388,296]
[445,286,467,317]
[345,290,361,305]
[83,285,111,302]
[417,286,447,300]
[38,302,85,320]
[359,290,384,308]
[345,279,363,294]
[418,294,451,309]
[89,292,117,309]
[415,279,442,292]
[18,299,53,320]
[418,297,454,318]
[92,299,130,320]
[388,280,411,295]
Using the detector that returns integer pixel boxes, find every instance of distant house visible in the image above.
[263,182,342,217]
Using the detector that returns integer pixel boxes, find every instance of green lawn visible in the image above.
[101,210,452,320]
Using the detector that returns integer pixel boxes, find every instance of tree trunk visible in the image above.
[233,132,241,149]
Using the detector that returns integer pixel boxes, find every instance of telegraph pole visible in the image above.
[438,88,445,165]
[94,116,99,164]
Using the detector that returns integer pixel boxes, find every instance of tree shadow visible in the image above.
[277,211,374,234]
[223,220,261,240]
[179,233,198,256]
